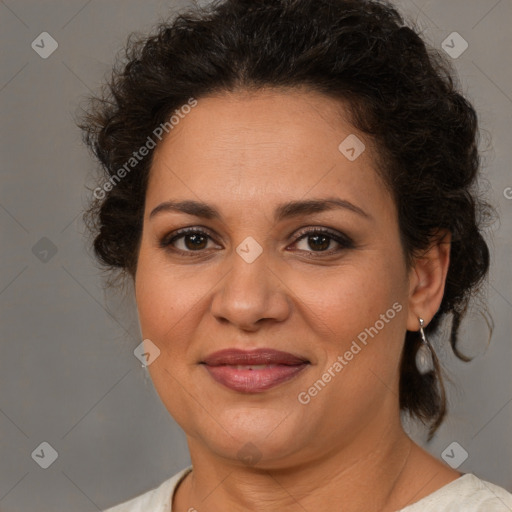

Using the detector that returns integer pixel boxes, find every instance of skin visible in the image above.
[134,88,460,512]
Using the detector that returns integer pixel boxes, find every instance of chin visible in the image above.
[189,405,315,467]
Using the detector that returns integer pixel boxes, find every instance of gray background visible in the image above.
[0,0,511,510]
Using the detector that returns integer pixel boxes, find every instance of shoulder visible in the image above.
[103,467,193,512]
[400,473,512,511]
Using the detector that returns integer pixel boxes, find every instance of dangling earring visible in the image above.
[416,317,434,374]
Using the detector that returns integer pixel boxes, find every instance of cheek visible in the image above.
[294,275,406,427]
[303,258,407,340]
[298,253,408,395]
[134,257,201,427]
[135,246,202,342]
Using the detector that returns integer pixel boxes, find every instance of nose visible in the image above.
[210,244,292,332]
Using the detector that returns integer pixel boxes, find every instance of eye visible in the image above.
[160,226,354,257]
[160,227,220,255]
[290,227,354,256]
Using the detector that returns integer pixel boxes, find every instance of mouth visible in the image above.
[200,348,310,393]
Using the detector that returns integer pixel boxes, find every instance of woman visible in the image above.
[80,0,512,510]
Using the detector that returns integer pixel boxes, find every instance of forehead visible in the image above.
[147,88,392,220]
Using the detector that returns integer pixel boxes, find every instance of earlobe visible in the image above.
[406,229,451,331]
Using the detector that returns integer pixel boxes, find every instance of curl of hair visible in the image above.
[79,0,495,439]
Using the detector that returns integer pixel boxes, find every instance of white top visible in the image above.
[103,466,512,511]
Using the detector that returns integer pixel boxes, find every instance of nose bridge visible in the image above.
[210,236,290,329]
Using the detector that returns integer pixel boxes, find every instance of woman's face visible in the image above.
[135,88,417,467]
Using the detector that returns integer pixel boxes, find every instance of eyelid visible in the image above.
[292,225,353,243]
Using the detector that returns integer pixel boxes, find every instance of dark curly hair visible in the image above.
[80,0,494,440]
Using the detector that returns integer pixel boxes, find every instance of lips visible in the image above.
[202,348,308,366]
[201,348,310,392]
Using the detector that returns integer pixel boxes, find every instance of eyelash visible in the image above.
[159,226,355,258]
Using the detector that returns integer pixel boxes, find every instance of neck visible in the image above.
[174,419,421,512]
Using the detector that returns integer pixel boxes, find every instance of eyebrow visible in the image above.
[149,197,372,222]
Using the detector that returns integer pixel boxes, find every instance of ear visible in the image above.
[406,229,451,331]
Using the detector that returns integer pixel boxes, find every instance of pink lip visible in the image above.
[201,349,310,393]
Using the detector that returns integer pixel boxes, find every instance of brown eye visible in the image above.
[291,228,354,255]
[160,228,219,255]
[300,233,332,251]
[180,232,209,251]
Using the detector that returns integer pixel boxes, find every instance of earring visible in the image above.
[416,317,434,374]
